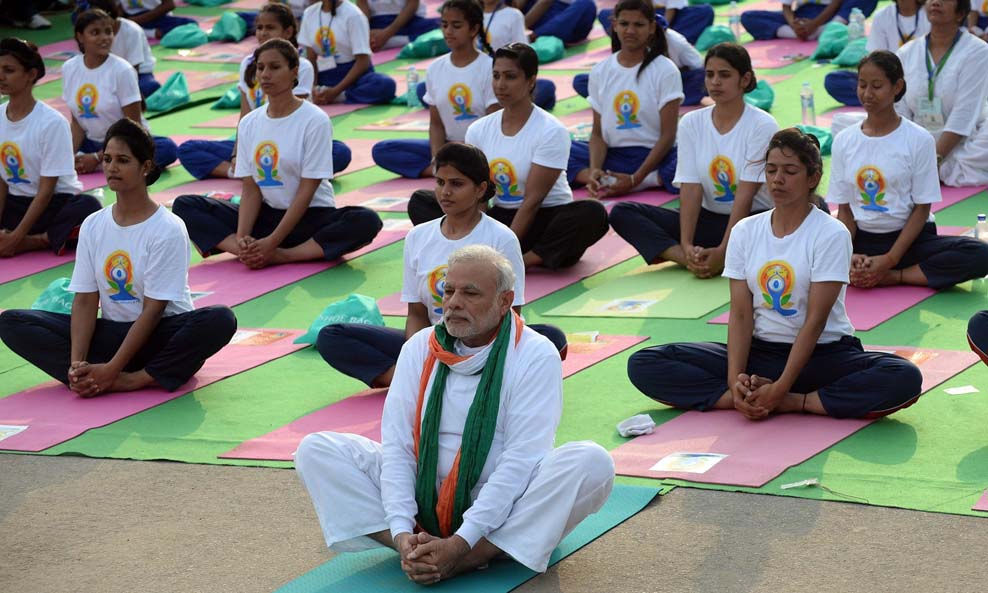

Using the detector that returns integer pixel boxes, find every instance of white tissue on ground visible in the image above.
[617,414,656,437]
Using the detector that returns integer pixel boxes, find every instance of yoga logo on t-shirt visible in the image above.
[76,84,99,119]
[1,142,29,185]
[249,83,265,109]
[428,264,447,316]
[490,158,522,203]
[448,84,477,121]
[127,0,145,8]
[613,90,642,130]
[855,166,888,212]
[104,250,139,302]
[758,260,798,317]
[254,141,284,187]
[316,26,336,58]
[709,156,737,203]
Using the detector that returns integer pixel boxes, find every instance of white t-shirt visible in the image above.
[866,4,930,52]
[69,206,194,322]
[464,108,572,209]
[654,0,687,9]
[588,53,684,149]
[896,31,988,138]
[401,214,525,324]
[121,0,168,16]
[61,54,147,143]
[786,0,833,9]
[673,104,777,214]
[481,6,526,52]
[666,28,703,70]
[367,0,427,18]
[238,55,315,110]
[0,102,83,197]
[724,207,854,344]
[112,17,156,74]
[234,101,336,209]
[299,1,372,71]
[423,53,497,142]
[827,118,940,234]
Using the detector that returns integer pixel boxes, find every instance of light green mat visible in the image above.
[544,262,730,319]
[273,485,660,593]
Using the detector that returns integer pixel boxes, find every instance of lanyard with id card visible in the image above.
[919,31,962,133]
[316,10,337,71]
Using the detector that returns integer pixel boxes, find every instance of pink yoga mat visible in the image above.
[745,39,819,69]
[151,178,242,206]
[973,490,988,512]
[612,345,978,487]
[542,47,613,71]
[164,38,259,64]
[356,110,430,132]
[378,229,639,315]
[188,226,410,308]
[0,251,74,285]
[220,334,648,460]
[334,177,434,210]
[933,185,988,214]
[194,101,370,129]
[0,329,305,452]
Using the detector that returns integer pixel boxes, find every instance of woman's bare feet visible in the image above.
[109,370,155,392]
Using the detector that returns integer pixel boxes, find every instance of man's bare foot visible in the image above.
[109,370,155,392]
[17,233,50,253]
[448,538,507,578]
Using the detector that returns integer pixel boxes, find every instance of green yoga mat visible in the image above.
[273,484,660,593]
[544,263,730,319]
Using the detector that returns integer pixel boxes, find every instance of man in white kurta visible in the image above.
[295,245,614,583]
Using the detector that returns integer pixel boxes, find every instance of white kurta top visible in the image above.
[380,324,562,548]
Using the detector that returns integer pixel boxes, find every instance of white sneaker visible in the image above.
[28,14,52,29]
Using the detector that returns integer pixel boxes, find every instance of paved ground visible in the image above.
[2,454,986,593]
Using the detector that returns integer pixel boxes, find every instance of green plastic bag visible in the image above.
[832,37,868,67]
[211,85,241,109]
[208,12,248,42]
[695,25,736,52]
[532,36,565,64]
[294,294,386,345]
[396,29,449,59]
[186,0,231,6]
[160,23,209,49]
[146,72,191,112]
[796,124,833,156]
[31,278,75,314]
[810,22,848,60]
[743,79,774,111]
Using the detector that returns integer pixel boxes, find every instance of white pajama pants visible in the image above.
[294,432,616,573]
[940,122,988,187]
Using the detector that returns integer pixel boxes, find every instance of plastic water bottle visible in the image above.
[800,82,816,126]
[847,8,865,42]
[728,1,742,41]
[405,66,421,108]
[977,214,988,242]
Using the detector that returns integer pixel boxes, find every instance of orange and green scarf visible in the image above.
[413,312,523,537]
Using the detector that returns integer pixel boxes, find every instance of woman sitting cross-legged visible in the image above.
[318,142,567,388]
[567,0,684,200]
[177,3,352,181]
[830,50,988,289]
[626,129,923,420]
[0,118,237,396]
[409,43,607,270]
[609,43,777,279]
[0,38,101,258]
[172,39,382,269]
[371,0,500,179]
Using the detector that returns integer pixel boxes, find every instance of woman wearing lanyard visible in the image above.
[298,0,397,105]
[896,0,988,187]
[824,0,930,106]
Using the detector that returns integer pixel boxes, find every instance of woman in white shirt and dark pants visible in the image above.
[626,129,922,420]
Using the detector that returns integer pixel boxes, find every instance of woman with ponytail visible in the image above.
[177,3,351,181]
[567,0,683,199]
[609,42,777,279]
